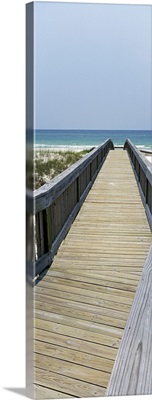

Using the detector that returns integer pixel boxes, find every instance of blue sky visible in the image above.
[34,3,152,130]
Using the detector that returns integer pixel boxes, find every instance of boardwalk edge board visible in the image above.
[106,244,152,396]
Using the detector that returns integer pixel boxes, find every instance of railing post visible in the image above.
[90,162,92,181]
[77,176,80,202]
[145,178,148,204]
[35,212,44,258]
[139,164,140,183]
[46,206,53,251]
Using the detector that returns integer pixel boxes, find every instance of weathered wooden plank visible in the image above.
[49,265,141,280]
[34,384,74,399]
[106,244,152,396]
[55,251,148,260]
[35,293,129,321]
[35,368,106,397]
[34,308,123,338]
[41,269,137,292]
[37,277,135,304]
[64,233,151,242]
[48,266,140,284]
[34,339,114,373]
[34,318,120,351]
[35,286,131,312]
[44,262,142,274]
[34,327,118,359]
[37,276,135,302]
[34,299,127,329]
[34,353,110,387]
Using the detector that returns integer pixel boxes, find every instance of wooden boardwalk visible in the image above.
[34,149,152,399]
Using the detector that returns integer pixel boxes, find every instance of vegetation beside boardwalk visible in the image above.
[34,148,94,189]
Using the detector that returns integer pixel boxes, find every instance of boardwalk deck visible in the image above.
[34,149,152,398]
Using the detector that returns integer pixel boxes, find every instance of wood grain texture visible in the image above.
[34,149,152,399]
[35,368,105,397]
[34,353,110,387]
[106,244,152,396]
[34,384,74,399]
[34,327,117,360]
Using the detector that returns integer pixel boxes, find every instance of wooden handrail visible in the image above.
[106,244,152,396]
[34,139,114,275]
[124,139,152,230]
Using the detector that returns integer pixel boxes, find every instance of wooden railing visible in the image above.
[124,139,152,230]
[106,244,152,396]
[34,139,114,276]
[26,189,34,278]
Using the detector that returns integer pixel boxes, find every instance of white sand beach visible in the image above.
[34,146,152,161]
[34,145,95,152]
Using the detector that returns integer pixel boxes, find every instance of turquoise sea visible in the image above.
[34,130,152,150]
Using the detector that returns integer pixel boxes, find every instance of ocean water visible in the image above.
[34,130,152,150]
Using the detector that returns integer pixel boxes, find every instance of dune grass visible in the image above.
[34,148,94,189]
